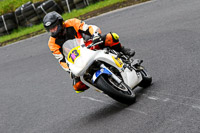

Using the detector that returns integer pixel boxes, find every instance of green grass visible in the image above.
[0,0,126,44]
[62,0,126,19]
[0,24,45,42]
[0,0,44,15]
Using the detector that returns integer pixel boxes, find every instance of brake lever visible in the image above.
[87,41,104,49]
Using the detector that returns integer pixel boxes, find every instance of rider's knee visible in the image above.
[103,32,120,47]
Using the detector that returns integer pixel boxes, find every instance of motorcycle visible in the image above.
[63,38,152,104]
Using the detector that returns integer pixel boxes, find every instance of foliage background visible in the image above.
[0,0,45,15]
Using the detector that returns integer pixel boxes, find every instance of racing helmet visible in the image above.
[43,11,64,37]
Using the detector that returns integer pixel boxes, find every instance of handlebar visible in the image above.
[87,41,104,49]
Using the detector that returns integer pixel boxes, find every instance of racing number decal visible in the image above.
[112,56,123,68]
[69,50,79,62]
[67,46,81,64]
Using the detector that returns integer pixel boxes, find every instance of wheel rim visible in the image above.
[107,77,132,95]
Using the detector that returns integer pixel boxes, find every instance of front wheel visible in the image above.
[95,75,136,104]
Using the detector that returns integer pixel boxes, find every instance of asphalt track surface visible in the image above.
[1,0,200,132]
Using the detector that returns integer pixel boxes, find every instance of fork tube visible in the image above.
[100,64,122,84]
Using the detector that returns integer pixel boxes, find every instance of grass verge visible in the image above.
[0,0,45,16]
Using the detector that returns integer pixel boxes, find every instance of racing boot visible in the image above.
[73,77,89,93]
[121,46,135,57]
[103,32,135,57]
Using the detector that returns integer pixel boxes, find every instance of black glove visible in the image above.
[92,32,102,44]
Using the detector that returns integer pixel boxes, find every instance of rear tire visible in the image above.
[138,66,152,88]
[95,75,136,104]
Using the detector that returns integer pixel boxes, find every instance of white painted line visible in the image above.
[163,98,170,102]
[142,93,200,112]
[146,90,200,101]
[81,96,105,103]
[81,96,148,115]
[192,105,200,110]
[147,96,159,100]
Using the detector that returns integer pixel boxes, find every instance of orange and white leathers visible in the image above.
[48,18,101,72]
[48,18,122,72]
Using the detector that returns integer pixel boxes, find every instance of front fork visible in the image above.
[100,64,122,84]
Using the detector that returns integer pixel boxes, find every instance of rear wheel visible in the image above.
[95,74,136,104]
[138,66,152,88]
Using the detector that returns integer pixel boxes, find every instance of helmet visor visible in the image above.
[49,24,63,37]
[44,17,60,31]
[49,25,58,33]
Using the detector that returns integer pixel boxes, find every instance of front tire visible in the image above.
[95,75,136,104]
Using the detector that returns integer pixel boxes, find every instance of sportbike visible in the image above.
[63,38,152,104]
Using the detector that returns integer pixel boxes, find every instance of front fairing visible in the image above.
[62,38,96,76]
[62,39,84,63]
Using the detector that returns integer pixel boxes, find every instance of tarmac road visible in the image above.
[1,0,200,132]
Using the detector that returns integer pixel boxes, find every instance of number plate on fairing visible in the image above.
[67,46,81,64]
[112,56,123,68]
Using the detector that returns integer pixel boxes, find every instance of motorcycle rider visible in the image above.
[43,11,135,93]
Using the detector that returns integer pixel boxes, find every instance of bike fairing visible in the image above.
[62,38,152,104]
